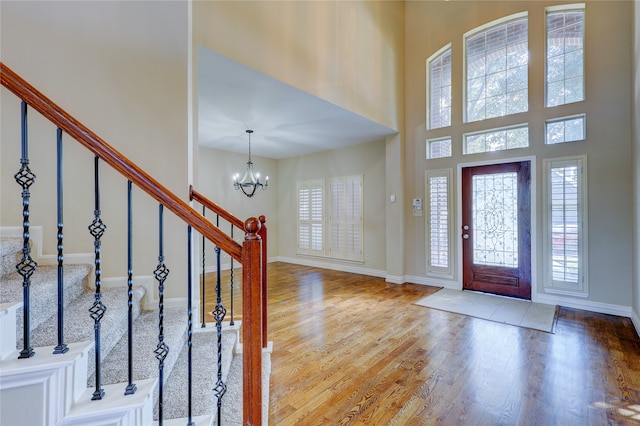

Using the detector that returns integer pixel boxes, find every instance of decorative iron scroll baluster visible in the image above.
[88,155,107,400]
[15,101,36,359]
[213,214,227,425]
[187,225,195,426]
[201,206,206,328]
[125,180,136,395]
[53,128,68,355]
[230,224,235,327]
[154,204,170,425]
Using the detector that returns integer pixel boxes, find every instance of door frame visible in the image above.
[456,156,538,300]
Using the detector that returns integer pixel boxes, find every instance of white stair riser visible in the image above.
[0,342,91,426]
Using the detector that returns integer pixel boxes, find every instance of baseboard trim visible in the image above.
[632,307,640,337]
[404,275,461,290]
[277,256,386,279]
[202,257,278,274]
[535,292,632,317]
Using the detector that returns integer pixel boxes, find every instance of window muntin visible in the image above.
[427,137,452,159]
[546,6,585,107]
[426,169,453,275]
[465,15,529,122]
[428,46,452,129]
[297,179,324,256]
[328,176,363,261]
[545,114,585,144]
[544,156,587,294]
[464,125,529,154]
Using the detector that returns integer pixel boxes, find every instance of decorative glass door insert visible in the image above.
[472,172,518,267]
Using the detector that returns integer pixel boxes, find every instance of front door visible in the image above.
[462,161,531,299]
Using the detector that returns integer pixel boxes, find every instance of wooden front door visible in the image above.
[462,161,531,299]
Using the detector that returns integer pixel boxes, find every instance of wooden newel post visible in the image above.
[258,215,267,348]
[243,217,262,426]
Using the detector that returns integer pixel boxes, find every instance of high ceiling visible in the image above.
[197,47,397,160]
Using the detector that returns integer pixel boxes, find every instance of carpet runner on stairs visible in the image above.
[0,234,261,424]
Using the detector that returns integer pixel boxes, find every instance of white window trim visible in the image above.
[426,43,452,130]
[426,136,453,159]
[545,113,586,144]
[462,11,529,124]
[542,155,589,296]
[425,169,454,277]
[297,179,325,257]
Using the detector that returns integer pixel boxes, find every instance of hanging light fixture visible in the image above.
[233,129,268,197]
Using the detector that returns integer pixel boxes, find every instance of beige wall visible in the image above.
[1,1,190,299]
[197,147,279,267]
[633,0,640,325]
[405,1,634,307]
[192,0,403,131]
[278,140,387,272]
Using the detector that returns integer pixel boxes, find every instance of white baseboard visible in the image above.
[404,275,461,290]
[277,256,386,278]
[535,292,632,317]
[385,275,404,284]
[1,226,94,266]
[202,256,277,274]
[632,307,640,337]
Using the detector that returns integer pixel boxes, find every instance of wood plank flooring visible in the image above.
[203,262,640,425]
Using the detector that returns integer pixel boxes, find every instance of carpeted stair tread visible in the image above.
[92,306,187,387]
[0,237,22,278]
[221,346,272,426]
[2,263,92,337]
[160,326,238,421]
[24,284,145,376]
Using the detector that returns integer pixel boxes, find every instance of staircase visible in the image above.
[1,61,270,425]
[0,234,247,425]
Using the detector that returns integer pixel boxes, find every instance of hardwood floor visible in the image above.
[203,262,640,425]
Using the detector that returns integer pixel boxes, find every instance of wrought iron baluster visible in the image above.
[53,128,68,355]
[201,206,206,328]
[187,225,195,426]
[15,101,36,359]
[213,214,227,425]
[88,156,107,400]
[125,180,136,395]
[229,224,234,327]
[154,204,170,425]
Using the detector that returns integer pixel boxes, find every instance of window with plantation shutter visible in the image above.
[297,179,324,256]
[328,176,363,261]
[544,156,587,294]
[425,169,453,276]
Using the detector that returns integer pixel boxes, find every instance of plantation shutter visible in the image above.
[329,176,363,261]
[297,180,324,256]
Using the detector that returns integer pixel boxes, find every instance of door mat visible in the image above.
[415,288,558,333]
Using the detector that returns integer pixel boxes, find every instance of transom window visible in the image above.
[465,14,529,122]
[464,125,529,155]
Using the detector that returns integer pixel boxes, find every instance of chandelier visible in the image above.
[233,129,268,197]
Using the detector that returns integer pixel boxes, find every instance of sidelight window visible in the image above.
[544,156,588,294]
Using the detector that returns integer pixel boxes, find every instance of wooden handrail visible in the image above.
[0,62,242,262]
[190,185,244,230]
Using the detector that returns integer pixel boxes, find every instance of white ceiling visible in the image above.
[197,47,397,160]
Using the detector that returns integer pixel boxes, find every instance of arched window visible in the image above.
[465,14,529,122]
[427,46,452,129]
